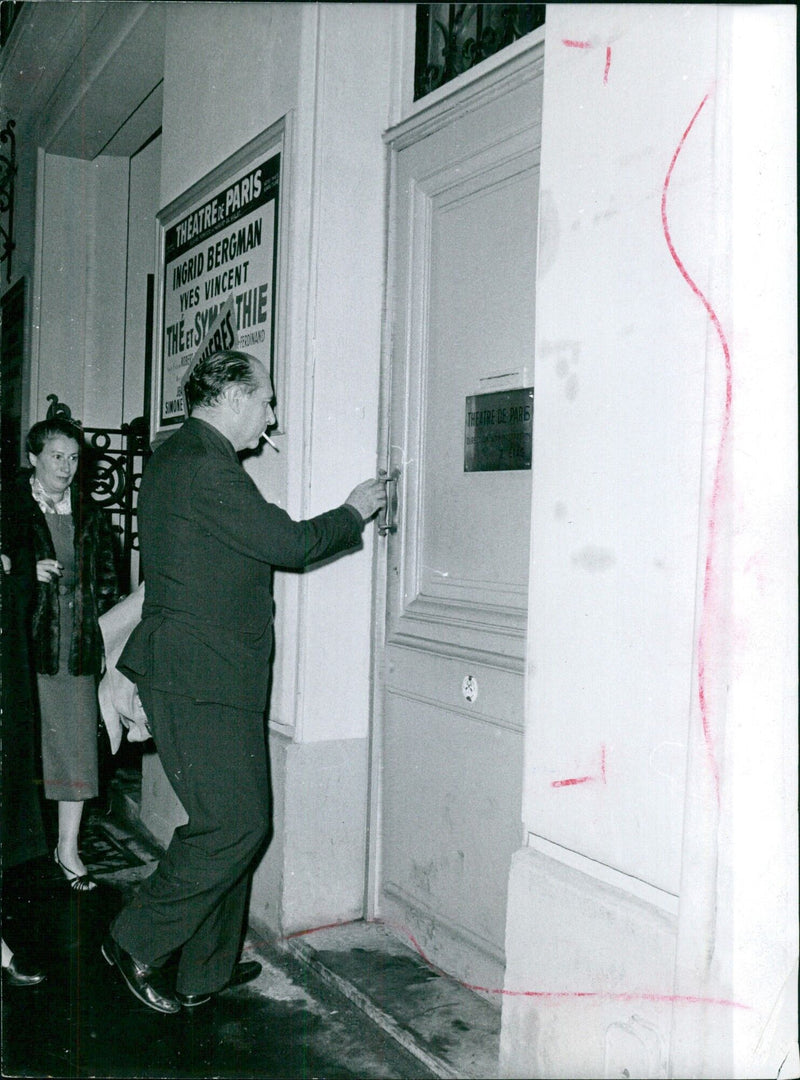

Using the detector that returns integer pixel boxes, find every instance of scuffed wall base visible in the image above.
[499,846,677,1080]
[249,732,369,937]
[379,883,507,998]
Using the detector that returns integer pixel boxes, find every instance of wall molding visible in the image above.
[386,35,544,149]
[527,833,680,918]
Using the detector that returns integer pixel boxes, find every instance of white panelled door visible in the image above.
[372,48,543,989]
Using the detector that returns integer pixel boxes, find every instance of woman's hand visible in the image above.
[36,558,63,583]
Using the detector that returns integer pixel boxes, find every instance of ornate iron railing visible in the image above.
[45,394,151,594]
[414,3,545,100]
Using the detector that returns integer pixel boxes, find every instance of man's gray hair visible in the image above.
[184,350,261,413]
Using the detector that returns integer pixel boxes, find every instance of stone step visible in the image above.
[282,921,502,1080]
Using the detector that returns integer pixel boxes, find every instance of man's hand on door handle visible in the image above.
[376,468,400,535]
[345,477,388,523]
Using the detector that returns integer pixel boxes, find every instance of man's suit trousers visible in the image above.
[110,681,270,995]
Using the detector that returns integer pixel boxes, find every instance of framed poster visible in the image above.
[151,122,283,443]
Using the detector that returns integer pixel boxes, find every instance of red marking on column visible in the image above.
[563,39,592,49]
[603,46,612,84]
[600,744,607,783]
[661,92,731,808]
[551,775,593,788]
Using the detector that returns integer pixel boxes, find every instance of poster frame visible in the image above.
[150,118,286,446]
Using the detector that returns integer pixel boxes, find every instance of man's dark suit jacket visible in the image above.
[119,417,363,712]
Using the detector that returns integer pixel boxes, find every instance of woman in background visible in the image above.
[10,417,119,891]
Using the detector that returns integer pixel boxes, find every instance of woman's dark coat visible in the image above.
[8,473,119,676]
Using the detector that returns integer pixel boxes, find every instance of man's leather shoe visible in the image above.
[176,960,263,1008]
[102,935,180,1014]
[2,956,46,987]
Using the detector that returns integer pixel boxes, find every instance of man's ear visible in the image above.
[225,383,244,414]
[28,451,37,468]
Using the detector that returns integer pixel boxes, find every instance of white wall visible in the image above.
[286,4,391,743]
[159,3,302,210]
[123,134,162,422]
[32,153,129,428]
[523,2,719,896]
[671,8,798,1077]
[501,5,797,1078]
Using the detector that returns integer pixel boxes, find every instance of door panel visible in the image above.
[376,52,543,986]
[382,692,525,950]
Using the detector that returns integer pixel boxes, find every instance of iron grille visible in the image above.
[415,3,545,100]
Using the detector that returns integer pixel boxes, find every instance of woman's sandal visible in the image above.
[54,848,97,892]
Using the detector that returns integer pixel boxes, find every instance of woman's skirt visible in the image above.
[37,589,99,802]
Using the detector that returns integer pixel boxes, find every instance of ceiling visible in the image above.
[0,1,166,159]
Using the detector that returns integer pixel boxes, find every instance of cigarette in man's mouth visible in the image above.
[262,431,279,451]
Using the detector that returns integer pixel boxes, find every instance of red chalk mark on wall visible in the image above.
[661,92,731,808]
[278,917,750,1010]
[552,745,608,788]
[552,775,593,788]
[562,38,612,84]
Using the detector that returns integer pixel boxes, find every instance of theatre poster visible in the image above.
[151,125,282,442]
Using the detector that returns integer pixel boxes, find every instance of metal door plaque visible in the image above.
[464,388,533,472]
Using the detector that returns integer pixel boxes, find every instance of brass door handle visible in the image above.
[378,468,400,536]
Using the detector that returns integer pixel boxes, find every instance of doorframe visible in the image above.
[365,38,546,921]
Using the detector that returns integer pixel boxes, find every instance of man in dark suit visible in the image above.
[103,350,385,1013]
